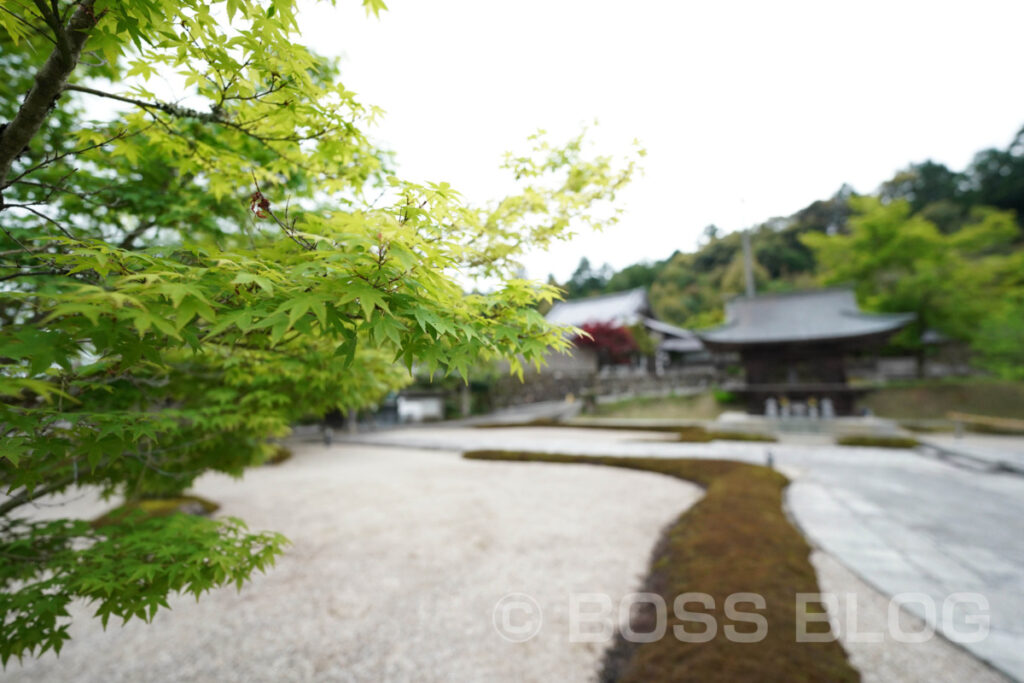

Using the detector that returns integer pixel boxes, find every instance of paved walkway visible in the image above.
[920,433,1024,474]
[346,425,1024,681]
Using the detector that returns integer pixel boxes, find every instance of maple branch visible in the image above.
[0,0,98,203]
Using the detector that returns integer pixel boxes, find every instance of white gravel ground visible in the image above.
[6,444,700,683]
[811,551,1008,683]
[8,433,1006,682]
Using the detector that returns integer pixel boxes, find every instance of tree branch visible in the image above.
[118,219,158,249]
[63,83,333,144]
[0,0,98,202]
[0,4,55,44]
[0,473,78,517]
[0,268,66,282]
[5,203,75,239]
[3,129,127,188]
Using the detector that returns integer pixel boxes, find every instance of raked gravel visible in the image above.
[6,444,700,683]
[8,435,1006,682]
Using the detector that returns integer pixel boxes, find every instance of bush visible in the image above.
[712,389,739,405]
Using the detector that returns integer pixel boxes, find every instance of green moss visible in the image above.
[677,426,714,442]
[707,430,777,443]
[965,422,1024,435]
[678,426,777,443]
[472,420,776,443]
[476,418,691,434]
[836,435,918,449]
[463,450,859,683]
[897,420,955,434]
[265,444,293,465]
[472,417,561,429]
[93,495,220,528]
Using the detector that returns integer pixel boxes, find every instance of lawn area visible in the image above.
[592,392,728,420]
[464,451,858,683]
[860,379,1024,421]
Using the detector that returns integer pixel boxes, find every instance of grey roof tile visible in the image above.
[698,289,914,346]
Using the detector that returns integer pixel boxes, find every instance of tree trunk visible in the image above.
[0,1,97,196]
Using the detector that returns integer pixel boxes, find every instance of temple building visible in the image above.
[697,288,915,415]
[545,288,706,370]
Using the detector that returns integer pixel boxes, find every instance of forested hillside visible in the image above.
[558,126,1024,378]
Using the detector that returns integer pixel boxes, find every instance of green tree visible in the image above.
[880,160,966,215]
[974,284,1024,380]
[0,0,638,662]
[966,126,1024,222]
[563,256,613,298]
[802,197,1020,354]
[604,260,662,293]
[648,251,724,327]
[720,246,769,295]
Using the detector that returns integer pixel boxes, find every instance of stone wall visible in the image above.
[489,365,717,408]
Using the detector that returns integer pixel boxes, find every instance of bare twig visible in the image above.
[4,203,75,239]
[0,473,77,517]
[0,224,36,255]
[63,83,331,146]
[0,247,48,257]
[11,176,114,208]
[3,129,126,189]
[249,172,314,250]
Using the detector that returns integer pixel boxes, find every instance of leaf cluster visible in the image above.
[0,0,640,660]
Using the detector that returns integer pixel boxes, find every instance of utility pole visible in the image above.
[742,230,755,298]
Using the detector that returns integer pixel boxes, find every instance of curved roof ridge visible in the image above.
[554,286,647,304]
[545,287,649,327]
[697,287,914,347]
[722,286,854,303]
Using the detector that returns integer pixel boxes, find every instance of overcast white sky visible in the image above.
[298,0,1024,282]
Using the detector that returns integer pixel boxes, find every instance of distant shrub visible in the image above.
[836,435,918,449]
[712,389,739,405]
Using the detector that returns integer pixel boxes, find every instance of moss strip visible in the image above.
[92,495,220,528]
[836,435,918,449]
[463,450,858,683]
[473,421,777,442]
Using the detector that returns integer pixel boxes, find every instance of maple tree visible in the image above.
[0,0,639,661]
[573,322,639,366]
